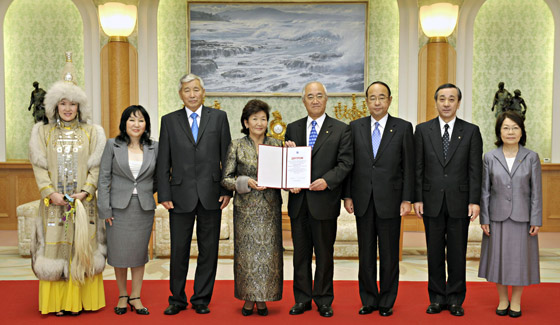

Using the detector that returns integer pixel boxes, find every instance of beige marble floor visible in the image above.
[1,245,559,282]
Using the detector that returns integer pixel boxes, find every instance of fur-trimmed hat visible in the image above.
[44,81,90,123]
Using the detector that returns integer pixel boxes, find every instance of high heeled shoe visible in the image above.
[114,296,129,315]
[242,302,254,316]
[508,308,522,318]
[128,297,150,315]
[257,307,268,316]
[256,302,268,316]
[496,302,509,316]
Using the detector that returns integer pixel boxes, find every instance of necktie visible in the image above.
[443,124,450,160]
[309,120,318,148]
[191,112,199,143]
[372,122,380,158]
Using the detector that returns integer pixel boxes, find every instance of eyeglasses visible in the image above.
[306,94,325,101]
[368,96,388,103]
[502,126,520,132]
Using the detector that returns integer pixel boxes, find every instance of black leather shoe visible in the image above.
[257,307,268,316]
[164,304,186,315]
[426,303,445,314]
[359,305,377,314]
[496,303,509,316]
[449,304,464,316]
[379,307,393,316]
[289,302,312,315]
[242,307,253,316]
[318,305,333,317]
[192,304,210,314]
[508,309,522,318]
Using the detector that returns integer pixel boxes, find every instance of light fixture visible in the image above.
[419,3,459,41]
[417,2,459,123]
[99,2,137,40]
[99,2,139,137]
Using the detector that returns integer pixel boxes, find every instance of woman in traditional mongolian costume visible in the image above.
[29,69,107,316]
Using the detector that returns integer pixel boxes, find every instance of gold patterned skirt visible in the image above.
[233,203,283,301]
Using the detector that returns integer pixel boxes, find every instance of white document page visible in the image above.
[285,146,311,189]
[257,145,284,188]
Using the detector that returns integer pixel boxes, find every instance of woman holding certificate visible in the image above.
[222,99,283,316]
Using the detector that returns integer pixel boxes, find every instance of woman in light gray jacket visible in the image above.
[98,105,158,315]
[478,111,542,318]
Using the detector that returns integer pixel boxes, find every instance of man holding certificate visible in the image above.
[343,81,415,317]
[284,81,353,318]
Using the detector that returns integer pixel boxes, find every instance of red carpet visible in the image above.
[1,280,558,324]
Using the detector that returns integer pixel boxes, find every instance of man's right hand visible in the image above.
[413,202,423,218]
[162,201,174,210]
[343,198,354,214]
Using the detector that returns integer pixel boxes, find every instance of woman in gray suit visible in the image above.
[98,105,158,315]
[478,111,542,318]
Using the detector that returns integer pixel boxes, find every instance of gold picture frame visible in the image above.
[187,1,369,97]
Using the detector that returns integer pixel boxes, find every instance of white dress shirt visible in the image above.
[306,113,326,146]
[371,113,389,140]
[438,116,456,137]
[186,105,202,128]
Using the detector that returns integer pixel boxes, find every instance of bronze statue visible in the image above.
[509,89,527,119]
[491,82,512,118]
[28,81,48,124]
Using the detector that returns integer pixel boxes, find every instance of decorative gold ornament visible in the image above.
[267,110,286,142]
[61,52,77,84]
[201,98,221,109]
[334,94,368,122]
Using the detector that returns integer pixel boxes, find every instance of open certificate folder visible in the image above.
[257,145,312,189]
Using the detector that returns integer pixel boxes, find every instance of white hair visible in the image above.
[44,81,89,123]
[178,73,205,91]
[301,81,328,98]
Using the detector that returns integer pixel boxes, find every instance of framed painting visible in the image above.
[188,1,368,96]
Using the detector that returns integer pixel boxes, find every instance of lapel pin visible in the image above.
[326,131,329,134]
[458,136,462,139]
[390,129,393,132]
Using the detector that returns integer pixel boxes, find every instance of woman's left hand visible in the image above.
[105,217,114,226]
[481,224,490,236]
[71,191,88,201]
[248,178,266,191]
[529,226,540,236]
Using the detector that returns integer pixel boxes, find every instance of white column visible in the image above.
[0,0,14,162]
[397,0,419,126]
[138,0,160,139]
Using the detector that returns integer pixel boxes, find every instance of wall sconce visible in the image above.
[418,2,459,122]
[99,2,137,40]
[99,2,138,137]
[419,3,458,42]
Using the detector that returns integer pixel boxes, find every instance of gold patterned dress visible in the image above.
[29,119,106,314]
[222,136,283,301]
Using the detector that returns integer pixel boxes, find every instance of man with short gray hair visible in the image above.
[157,73,232,315]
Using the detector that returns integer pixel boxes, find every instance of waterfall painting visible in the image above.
[188,2,368,95]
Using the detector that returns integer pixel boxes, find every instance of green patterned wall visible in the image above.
[157,0,400,140]
[4,0,84,160]
[472,0,553,158]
